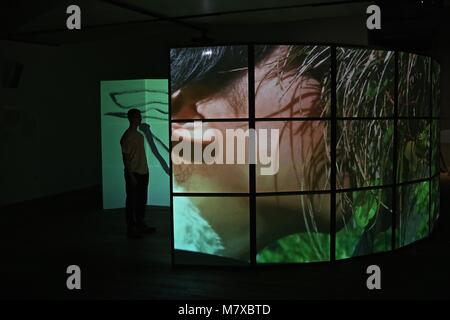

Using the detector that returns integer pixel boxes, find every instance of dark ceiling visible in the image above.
[0,0,449,51]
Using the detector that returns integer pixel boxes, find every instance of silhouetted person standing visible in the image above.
[120,108,155,238]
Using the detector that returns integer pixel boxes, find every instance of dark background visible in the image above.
[0,0,449,299]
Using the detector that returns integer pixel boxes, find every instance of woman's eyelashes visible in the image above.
[171,89,204,119]
[196,98,237,118]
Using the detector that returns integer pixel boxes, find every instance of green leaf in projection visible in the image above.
[418,124,430,151]
[353,191,378,229]
[383,126,393,146]
[404,141,418,171]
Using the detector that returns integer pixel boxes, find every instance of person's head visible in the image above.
[127,108,142,127]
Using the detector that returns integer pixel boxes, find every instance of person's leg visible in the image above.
[136,173,155,233]
[135,173,148,224]
[125,171,140,238]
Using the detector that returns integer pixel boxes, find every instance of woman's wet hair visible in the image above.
[170,46,279,94]
[170,45,330,93]
[170,45,331,119]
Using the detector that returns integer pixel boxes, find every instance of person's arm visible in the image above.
[122,152,138,186]
[121,137,138,186]
[139,123,170,175]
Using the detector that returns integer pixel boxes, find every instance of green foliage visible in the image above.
[397,120,430,183]
[383,126,394,146]
[256,48,435,264]
[257,186,392,263]
[430,177,440,230]
[257,233,329,263]
[336,188,391,260]
[353,191,378,228]
[398,53,430,117]
[373,229,392,251]
[397,182,429,247]
[432,60,441,117]
[337,48,394,117]
[337,120,394,189]
[431,120,439,175]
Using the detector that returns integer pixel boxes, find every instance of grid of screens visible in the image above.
[170,45,440,265]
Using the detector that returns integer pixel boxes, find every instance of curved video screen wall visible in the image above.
[170,44,440,265]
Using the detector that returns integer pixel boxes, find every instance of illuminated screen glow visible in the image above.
[101,79,169,209]
[170,45,440,265]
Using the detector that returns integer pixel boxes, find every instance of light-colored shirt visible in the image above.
[120,129,148,174]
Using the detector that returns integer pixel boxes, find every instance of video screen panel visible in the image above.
[254,45,331,118]
[396,181,429,247]
[336,188,392,259]
[337,48,394,117]
[173,195,250,264]
[432,60,441,117]
[431,176,440,231]
[100,79,169,209]
[171,46,248,120]
[169,45,440,265]
[431,119,439,176]
[171,121,249,193]
[337,120,393,189]
[256,194,330,263]
[255,120,330,192]
[170,46,250,264]
[398,53,430,117]
[254,45,331,263]
[397,119,430,183]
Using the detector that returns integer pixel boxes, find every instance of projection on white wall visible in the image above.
[101,79,169,209]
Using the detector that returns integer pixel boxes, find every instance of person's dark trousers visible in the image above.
[124,171,149,230]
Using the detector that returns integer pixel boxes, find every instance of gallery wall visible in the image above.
[4,14,447,208]
[0,37,168,206]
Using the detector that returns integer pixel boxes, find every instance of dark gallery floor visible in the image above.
[1,176,450,300]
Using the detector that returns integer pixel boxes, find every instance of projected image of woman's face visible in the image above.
[170,45,335,262]
[170,45,438,264]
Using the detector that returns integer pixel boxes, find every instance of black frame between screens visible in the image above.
[168,43,440,267]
